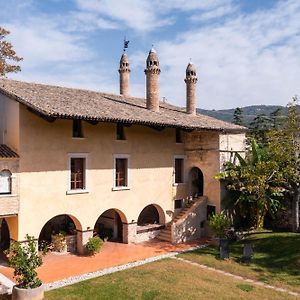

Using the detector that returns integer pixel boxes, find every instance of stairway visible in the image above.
[157,200,197,242]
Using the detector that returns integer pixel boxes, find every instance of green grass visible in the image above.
[180,232,300,292]
[45,259,294,300]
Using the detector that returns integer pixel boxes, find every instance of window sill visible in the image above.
[112,186,131,191]
[172,183,186,187]
[66,189,89,195]
[0,194,17,198]
[72,137,85,140]
[114,139,127,142]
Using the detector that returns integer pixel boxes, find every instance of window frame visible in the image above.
[67,153,89,194]
[173,155,185,185]
[113,154,130,191]
[0,169,12,195]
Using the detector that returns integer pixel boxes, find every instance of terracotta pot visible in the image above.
[12,284,44,300]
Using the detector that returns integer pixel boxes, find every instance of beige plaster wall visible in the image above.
[17,106,187,240]
[0,94,20,151]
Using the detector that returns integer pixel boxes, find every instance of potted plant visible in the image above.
[5,234,44,300]
[208,212,231,259]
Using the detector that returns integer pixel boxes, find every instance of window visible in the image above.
[176,128,182,143]
[174,158,184,184]
[73,120,83,138]
[116,123,126,140]
[0,170,12,194]
[174,199,183,209]
[207,205,216,219]
[115,158,128,187]
[70,157,85,190]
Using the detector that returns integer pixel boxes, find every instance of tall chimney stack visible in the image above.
[144,48,161,112]
[118,53,130,96]
[184,62,198,115]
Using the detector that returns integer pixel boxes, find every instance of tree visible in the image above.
[217,140,284,229]
[270,108,284,129]
[249,113,272,146]
[233,107,244,126]
[0,27,23,76]
[267,98,300,231]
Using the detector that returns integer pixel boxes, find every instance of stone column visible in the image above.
[76,229,94,255]
[123,222,137,244]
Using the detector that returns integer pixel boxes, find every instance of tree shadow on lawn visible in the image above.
[189,233,300,277]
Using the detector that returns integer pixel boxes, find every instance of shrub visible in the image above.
[86,236,103,255]
[5,234,43,288]
[51,232,67,252]
[209,212,231,238]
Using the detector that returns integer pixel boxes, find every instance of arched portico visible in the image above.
[94,209,128,243]
[137,204,165,226]
[38,214,82,253]
[0,218,10,252]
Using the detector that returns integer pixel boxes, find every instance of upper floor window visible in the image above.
[114,157,129,188]
[176,128,182,143]
[0,170,12,194]
[70,157,85,190]
[174,158,184,184]
[116,123,126,140]
[73,120,83,138]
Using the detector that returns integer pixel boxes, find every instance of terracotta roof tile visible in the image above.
[0,144,19,158]
[0,79,246,133]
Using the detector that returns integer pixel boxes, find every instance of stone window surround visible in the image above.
[112,154,130,191]
[173,155,186,186]
[66,153,89,195]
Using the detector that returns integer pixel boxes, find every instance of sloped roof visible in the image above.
[0,144,19,158]
[0,79,246,133]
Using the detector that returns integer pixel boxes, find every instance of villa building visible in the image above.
[0,49,245,254]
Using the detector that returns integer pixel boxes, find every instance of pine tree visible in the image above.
[0,27,23,76]
[233,107,244,126]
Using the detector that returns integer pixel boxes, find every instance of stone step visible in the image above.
[157,235,172,242]
[159,231,171,238]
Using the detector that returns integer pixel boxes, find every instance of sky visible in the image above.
[0,0,300,110]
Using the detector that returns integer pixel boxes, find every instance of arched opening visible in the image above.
[38,214,81,253]
[137,204,165,226]
[0,170,12,194]
[94,209,127,243]
[189,167,204,197]
[0,219,10,253]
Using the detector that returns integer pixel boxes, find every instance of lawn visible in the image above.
[45,258,294,300]
[180,232,300,293]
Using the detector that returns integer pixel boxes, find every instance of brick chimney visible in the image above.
[144,48,161,112]
[184,62,198,115]
[118,53,130,96]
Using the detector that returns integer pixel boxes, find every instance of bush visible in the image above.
[51,232,67,252]
[209,212,231,238]
[5,234,43,288]
[86,237,103,255]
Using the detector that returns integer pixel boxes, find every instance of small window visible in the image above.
[176,128,182,143]
[174,199,183,209]
[115,158,128,187]
[207,205,216,219]
[116,124,126,140]
[175,158,184,184]
[0,170,12,194]
[70,158,85,190]
[73,120,83,138]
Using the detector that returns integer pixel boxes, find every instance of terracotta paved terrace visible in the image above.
[0,239,207,284]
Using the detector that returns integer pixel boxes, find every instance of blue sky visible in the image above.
[1,0,299,109]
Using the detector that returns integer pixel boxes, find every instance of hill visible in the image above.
[197,105,288,126]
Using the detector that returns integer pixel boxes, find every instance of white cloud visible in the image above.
[132,0,300,109]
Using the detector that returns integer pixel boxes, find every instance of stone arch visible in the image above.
[38,214,82,252]
[94,208,128,243]
[0,218,10,251]
[189,167,204,197]
[137,204,165,226]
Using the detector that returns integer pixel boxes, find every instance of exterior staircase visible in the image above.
[157,197,206,243]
